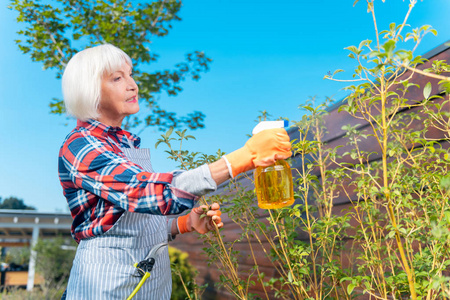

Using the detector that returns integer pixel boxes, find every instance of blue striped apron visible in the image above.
[64,142,172,299]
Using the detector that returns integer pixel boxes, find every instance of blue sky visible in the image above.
[1,0,449,212]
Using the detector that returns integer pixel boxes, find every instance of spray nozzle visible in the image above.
[252,120,289,135]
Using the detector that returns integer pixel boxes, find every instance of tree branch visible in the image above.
[139,0,168,40]
[400,63,450,82]
[37,20,67,67]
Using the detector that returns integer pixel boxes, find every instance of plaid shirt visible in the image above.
[58,119,196,242]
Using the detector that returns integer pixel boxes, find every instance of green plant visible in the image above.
[0,286,66,300]
[169,246,206,300]
[324,1,450,299]
[156,129,251,299]
[158,1,450,299]
[3,247,30,266]
[33,237,77,297]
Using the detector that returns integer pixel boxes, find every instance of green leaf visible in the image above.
[155,140,163,149]
[383,40,396,59]
[287,271,293,283]
[368,50,381,58]
[423,82,432,99]
[333,69,344,76]
[440,176,450,190]
[345,46,359,54]
[340,277,352,283]
[347,283,356,294]
[165,127,174,138]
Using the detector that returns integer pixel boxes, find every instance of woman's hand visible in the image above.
[191,203,223,234]
[177,203,223,234]
[223,128,292,177]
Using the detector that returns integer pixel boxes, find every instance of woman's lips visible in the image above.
[126,96,137,103]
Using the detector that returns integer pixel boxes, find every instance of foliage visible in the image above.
[0,196,35,210]
[157,1,450,299]
[8,0,212,131]
[169,246,206,300]
[33,237,77,297]
[3,247,30,266]
[0,287,66,300]
[0,238,73,299]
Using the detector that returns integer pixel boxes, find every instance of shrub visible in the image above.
[169,246,204,300]
[158,1,450,299]
[33,237,76,297]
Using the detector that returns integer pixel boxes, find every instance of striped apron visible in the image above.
[64,142,172,299]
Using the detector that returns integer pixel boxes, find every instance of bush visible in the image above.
[33,237,77,296]
[3,247,30,267]
[169,246,203,300]
[158,1,450,298]
[0,287,65,300]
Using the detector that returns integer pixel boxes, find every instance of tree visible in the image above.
[3,246,30,266]
[34,237,77,297]
[9,0,212,131]
[0,196,36,210]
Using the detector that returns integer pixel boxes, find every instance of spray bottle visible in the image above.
[252,120,295,209]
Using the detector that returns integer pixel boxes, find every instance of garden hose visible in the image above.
[126,242,168,300]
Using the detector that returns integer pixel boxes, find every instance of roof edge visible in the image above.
[422,39,450,60]
[0,209,71,217]
[323,40,450,113]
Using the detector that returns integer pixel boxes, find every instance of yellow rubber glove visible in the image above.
[177,203,223,234]
[224,128,292,178]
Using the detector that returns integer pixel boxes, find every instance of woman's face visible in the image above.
[97,62,139,127]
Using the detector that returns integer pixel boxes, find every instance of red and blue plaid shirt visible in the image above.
[58,119,196,242]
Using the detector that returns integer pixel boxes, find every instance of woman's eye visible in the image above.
[113,76,121,81]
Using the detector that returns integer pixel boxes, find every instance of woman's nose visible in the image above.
[127,77,138,91]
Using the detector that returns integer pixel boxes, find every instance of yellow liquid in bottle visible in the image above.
[255,160,294,209]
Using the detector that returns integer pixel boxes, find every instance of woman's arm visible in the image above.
[208,158,230,186]
[59,132,197,216]
[170,128,292,197]
[169,158,230,197]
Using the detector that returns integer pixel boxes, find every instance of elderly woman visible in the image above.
[58,44,291,299]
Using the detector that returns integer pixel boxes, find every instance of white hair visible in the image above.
[62,44,133,121]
